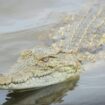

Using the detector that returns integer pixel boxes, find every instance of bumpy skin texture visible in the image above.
[0,0,105,90]
[0,47,81,90]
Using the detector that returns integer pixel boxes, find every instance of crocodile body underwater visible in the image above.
[0,0,105,90]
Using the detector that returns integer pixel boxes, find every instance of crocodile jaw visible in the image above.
[0,71,79,90]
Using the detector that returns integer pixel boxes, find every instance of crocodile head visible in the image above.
[0,47,81,90]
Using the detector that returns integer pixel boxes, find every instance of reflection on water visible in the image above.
[2,75,79,105]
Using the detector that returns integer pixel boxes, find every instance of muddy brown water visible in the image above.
[0,0,105,105]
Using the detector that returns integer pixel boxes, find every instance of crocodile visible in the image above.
[0,0,105,90]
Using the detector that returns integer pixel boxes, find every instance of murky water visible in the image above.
[0,0,105,105]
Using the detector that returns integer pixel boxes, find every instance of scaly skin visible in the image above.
[0,0,105,90]
[0,47,81,90]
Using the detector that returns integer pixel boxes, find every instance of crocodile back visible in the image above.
[50,1,105,54]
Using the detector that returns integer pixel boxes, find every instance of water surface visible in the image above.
[0,0,105,105]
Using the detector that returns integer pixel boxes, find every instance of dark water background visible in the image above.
[0,0,105,105]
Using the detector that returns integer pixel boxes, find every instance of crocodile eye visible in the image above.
[41,57,49,62]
